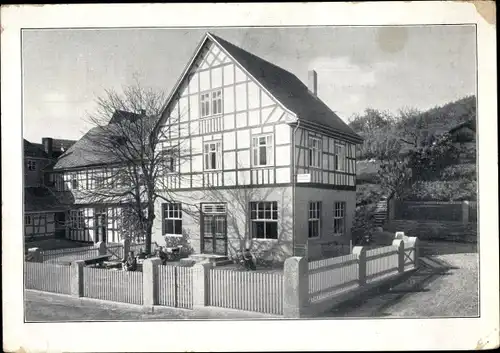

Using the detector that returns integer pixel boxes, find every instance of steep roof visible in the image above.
[24,186,69,213]
[53,112,158,170]
[209,34,362,142]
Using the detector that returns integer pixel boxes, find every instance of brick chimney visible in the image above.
[308,70,318,96]
[42,137,53,159]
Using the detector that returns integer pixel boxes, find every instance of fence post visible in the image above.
[192,262,213,308]
[121,238,130,261]
[143,257,161,307]
[462,201,470,224]
[96,241,106,256]
[283,256,308,318]
[28,247,43,262]
[70,260,85,297]
[410,237,420,268]
[392,239,405,273]
[352,246,366,286]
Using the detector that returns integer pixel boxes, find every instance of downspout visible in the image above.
[292,120,301,257]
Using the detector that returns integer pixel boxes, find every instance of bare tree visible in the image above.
[79,79,190,254]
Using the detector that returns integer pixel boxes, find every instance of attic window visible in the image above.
[200,89,222,118]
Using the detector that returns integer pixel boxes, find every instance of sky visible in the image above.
[22,25,476,143]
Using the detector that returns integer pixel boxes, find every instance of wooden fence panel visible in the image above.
[366,245,399,283]
[83,267,143,305]
[157,265,193,309]
[24,262,72,295]
[208,269,283,315]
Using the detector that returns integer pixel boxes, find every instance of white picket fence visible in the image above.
[24,262,72,295]
[83,267,143,305]
[308,254,359,303]
[158,265,194,309]
[41,245,99,263]
[208,269,284,315]
[365,245,400,283]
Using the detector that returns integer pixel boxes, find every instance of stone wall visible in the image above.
[385,220,477,243]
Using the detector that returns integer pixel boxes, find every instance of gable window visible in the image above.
[334,143,345,171]
[308,202,321,238]
[27,160,36,171]
[200,89,223,118]
[252,134,273,167]
[333,202,346,236]
[308,137,322,168]
[162,203,182,236]
[204,141,222,170]
[250,201,278,239]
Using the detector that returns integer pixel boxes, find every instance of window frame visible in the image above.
[308,201,321,238]
[200,89,223,118]
[333,201,346,236]
[27,160,37,171]
[25,215,33,226]
[252,134,274,168]
[334,143,346,172]
[162,203,183,237]
[203,140,222,171]
[250,201,279,240]
[308,137,322,168]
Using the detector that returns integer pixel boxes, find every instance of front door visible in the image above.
[201,214,227,255]
[95,208,107,243]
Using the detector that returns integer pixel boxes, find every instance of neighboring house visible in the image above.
[49,110,147,244]
[24,138,75,240]
[152,33,363,261]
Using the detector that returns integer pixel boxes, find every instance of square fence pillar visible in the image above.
[392,239,405,273]
[462,201,470,224]
[143,257,161,307]
[71,260,85,297]
[352,246,366,286]
[27,247,43,263]
[96,241,106,255]
[283,256,308,318]
[192,262,213,308]
[408,237,420,268]
[121,238,130,261]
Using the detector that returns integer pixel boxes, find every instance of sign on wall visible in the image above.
[296,173,311,183]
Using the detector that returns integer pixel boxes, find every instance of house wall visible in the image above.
[25,157,52,187]
[294,187,356,260]
[153,186,294,262]
[24,213,55,239]
[157,38,294,190]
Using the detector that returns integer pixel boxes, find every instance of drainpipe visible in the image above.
[292,120,301,257]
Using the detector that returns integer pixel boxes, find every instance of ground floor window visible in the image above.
[24,213,55,237]
[250,201,278,239]
[70,209,85,229]
[333,202,346,236]
[162,203,182,236]
[308,201,321,238]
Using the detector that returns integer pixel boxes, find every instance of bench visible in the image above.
[82,254,112,267]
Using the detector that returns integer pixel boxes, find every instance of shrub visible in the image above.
[408,180,477,201]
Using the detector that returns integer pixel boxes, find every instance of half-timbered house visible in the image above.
[153,33,363,261]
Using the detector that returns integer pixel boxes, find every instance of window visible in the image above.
[333,202,346,236]
[334,143,345,171]
[161,149,177,174]
[252,134,273,167]
[95,176,105,189]
[70,210,85,229]
[25,215,33,225]
[204,141,222,170]
[308,137,322,168]
[71,176,79,190]
[27,160,36,171]
[308,202,321,238]
[200,89,222,118]
[250,201,278,239]
[162,203,182,236]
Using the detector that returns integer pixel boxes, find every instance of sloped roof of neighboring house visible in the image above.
[210,34,362,142]
[24,139,48,158]
[53,112,157,170]
[24,186,69,213]
[448,119,476,134]
[158,32,362,143]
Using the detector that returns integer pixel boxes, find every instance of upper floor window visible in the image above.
[71,176,79,190]
[200,89,222,118]
[27,160,37,171]
[308,201,321,238]
[95,176,105,189]
[334,143,345,171]
[204,141,222,171]
[250,201,278,239]
[252,134,273,167]
[25,215,33,226]
[160,149,177,174]
[333,202,346,236]
[162,203,182,236]
[308,137,322,168]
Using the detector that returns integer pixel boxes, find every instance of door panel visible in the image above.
[201,214,227,255]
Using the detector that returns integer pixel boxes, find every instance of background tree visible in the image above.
[80,79,189,255]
